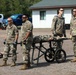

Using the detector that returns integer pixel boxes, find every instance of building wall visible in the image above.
[32,9,72,28]
[64,9,71,24]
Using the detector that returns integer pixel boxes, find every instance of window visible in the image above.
[40,11,46,20]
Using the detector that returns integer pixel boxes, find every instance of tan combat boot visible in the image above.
[0,60,7,67]
[10,61,16,67]
[19,64,28,70]
[71,57,76,62]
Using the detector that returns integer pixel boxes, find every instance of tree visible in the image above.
[0,0,41,17]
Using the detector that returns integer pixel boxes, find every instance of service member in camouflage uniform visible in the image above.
[0,17,19,67]
[51,8,66,37]
[51,8,66,48]
[20,14,33,70]
[70,8,76,62]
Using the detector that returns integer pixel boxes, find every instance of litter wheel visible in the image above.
[55,49,66,63]
[44,48,55,62]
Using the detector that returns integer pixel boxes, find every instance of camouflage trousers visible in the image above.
[3,44,17,62]
[21,41,32,64]
[72,36,76,57]
[53,35,63,49]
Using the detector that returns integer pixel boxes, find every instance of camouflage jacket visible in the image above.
[70,16,76,36]
[51,16,66,37]
[6,24,18,43]
[20,20,33,42]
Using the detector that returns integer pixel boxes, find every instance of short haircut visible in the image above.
[23,14,29,18]
[57,8,64,14]
[71,8,76,15]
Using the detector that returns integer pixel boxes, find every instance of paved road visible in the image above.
[0,29,76,75]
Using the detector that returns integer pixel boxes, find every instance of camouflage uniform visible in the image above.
[51,16,66,49]
[51,16,66,37]
[3,24,18,62]
[70,16,76,57]
[20,20,33,64]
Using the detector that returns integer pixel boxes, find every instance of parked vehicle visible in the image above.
[0,14,4,25]
[3,14,32,27]
[2,18,8,27]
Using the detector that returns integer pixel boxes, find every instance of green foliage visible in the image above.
[0,0,41,18]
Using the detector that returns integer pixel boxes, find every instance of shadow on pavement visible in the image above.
[67,54,74,58]
[31,62,51,68]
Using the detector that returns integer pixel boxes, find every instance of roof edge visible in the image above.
[30,5,76,10]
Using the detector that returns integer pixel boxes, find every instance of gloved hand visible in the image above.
[54,34,57,36]
[53,31,57,36]
[3,39,6,44]
[23,40,26,43]
[22,39,26,44]
[0,53,3,58]
[64,34,66,37]
[13,41,17,45]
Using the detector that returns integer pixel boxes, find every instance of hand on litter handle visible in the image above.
[13,41,17,45]
[53,31,57,36]
[64,34,66,37]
